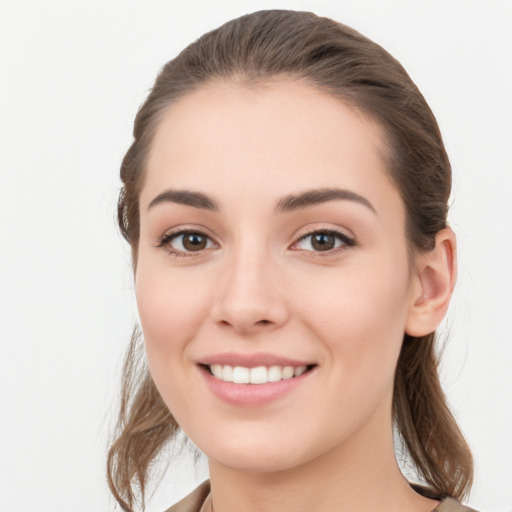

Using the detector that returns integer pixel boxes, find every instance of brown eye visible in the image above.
[311,233,336,251]
[181,233,208,251]
[163,231,215,254]
[294,230,355,253]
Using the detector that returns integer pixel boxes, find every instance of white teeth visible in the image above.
[232,366,250,384]
[282,366,294,379]
[268,365,282,382]
[250,366,268,384]
[294,366,307,377]
[211,364,223,378]
[208,364,309,384]
[222,365,233,381]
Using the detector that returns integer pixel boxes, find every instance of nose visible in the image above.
[211,246,289,335]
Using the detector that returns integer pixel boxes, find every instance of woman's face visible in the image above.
[136,80,420,473]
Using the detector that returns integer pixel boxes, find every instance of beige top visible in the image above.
[164,481,479,512]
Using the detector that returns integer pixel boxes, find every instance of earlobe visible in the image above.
[405,228,457,337]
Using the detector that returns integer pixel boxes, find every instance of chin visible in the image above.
[211,451,303,474]
[197,433,305,473]
[202,429,340,476]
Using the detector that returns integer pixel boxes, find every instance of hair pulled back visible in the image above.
[108,10,473,511]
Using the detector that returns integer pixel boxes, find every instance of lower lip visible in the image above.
[200,367,313,406]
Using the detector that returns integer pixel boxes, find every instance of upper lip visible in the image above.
[197,352,315,368]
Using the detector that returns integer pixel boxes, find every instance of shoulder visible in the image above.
[410,484,480,512]
[434,497,480,512]
[165,481,482,512]
[164,481,211,512]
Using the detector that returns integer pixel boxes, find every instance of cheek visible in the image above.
[135,263,217,423]
[293,257,411,373]
[135,263,211,368]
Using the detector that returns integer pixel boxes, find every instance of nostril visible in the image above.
[256,319,272,325]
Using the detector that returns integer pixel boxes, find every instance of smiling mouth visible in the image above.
[201,364,316,384]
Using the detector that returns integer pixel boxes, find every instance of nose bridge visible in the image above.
[214,238,287,333]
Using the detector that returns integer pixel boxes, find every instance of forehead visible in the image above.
[141,79,400,217]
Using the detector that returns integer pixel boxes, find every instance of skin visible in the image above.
[135,79,455,512]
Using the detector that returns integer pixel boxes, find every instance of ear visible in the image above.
[405,227,457,337]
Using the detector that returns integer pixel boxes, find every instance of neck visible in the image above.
[207,402,437,512]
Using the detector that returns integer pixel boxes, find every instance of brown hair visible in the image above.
[108,10,473,511]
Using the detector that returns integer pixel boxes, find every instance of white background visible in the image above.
[1,1,511,511]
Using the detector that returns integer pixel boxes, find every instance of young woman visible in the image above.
[108,10,477,512]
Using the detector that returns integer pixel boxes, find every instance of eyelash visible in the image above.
[156,228,356,258]
[156,229,217,258]
[292,229,356,256]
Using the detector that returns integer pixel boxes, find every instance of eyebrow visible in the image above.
[275,188,376,215]
[147,189,219,211]
[147,187,376,215]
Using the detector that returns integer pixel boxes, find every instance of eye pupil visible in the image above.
[312,233,335,251]
[183,233,207,251]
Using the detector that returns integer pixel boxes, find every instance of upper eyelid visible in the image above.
[297,227,351,237]
[292,231,355,248]
[292,225,356,243]
[157,225,218,244]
